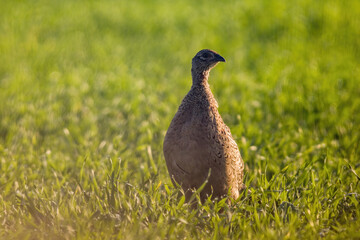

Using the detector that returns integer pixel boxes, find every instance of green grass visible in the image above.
[1,0,360,239]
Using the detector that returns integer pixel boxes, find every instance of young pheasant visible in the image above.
[163,49,244,202]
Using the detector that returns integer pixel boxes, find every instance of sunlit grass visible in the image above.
[0,0,359,239]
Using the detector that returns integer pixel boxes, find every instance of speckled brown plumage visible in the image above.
[163,49,244,202]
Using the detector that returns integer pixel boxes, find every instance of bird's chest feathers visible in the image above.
[180,104,220,140]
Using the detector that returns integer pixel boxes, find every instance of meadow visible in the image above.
[0,0,359,239]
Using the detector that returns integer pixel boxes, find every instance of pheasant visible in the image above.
[163,49,244,202]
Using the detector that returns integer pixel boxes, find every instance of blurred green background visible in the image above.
[0,0,359,239]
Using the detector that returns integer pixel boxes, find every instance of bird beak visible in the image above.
[215,54,226,63]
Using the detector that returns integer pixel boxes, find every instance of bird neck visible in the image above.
[190,69,214,100]
[189,70,217,109]
[191,68,210,86]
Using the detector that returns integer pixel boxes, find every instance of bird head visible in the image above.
[191,49,226,75]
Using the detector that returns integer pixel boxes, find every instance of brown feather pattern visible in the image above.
[163,49,244,202]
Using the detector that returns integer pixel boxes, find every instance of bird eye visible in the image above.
[199,52,212,60]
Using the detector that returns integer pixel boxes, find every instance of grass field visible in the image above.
[1,0,360,239]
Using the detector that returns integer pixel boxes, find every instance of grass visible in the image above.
[0,0,359,239]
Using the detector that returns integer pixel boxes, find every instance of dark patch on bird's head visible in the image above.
[191,49,225,78]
